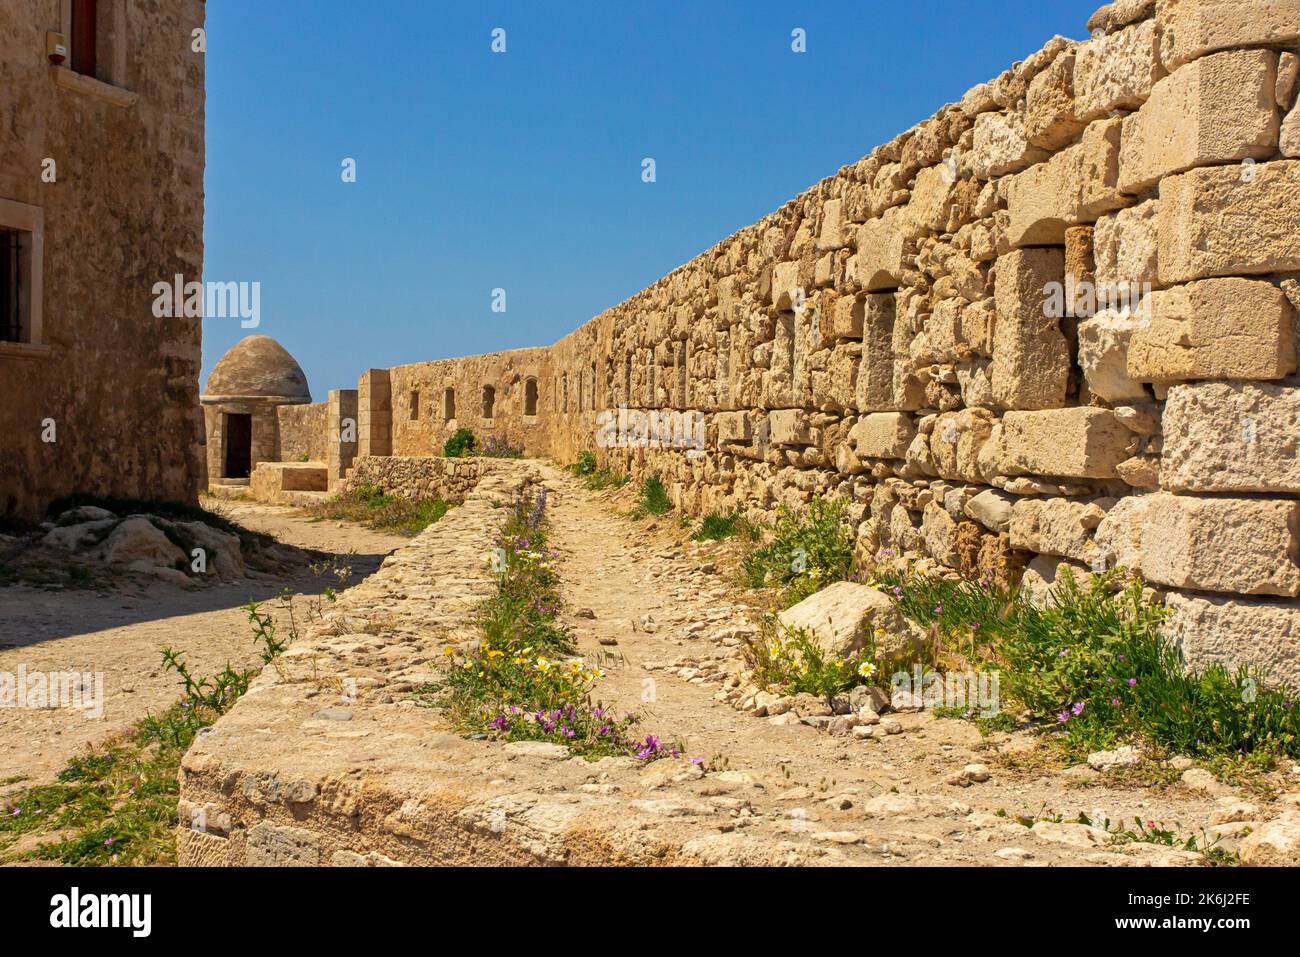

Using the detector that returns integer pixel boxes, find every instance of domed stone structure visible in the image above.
[201,337,314,485]
[203,335,311,403]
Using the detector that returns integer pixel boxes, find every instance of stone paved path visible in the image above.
[174,460,1296,866]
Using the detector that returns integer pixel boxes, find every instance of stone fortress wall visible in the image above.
[330,0,1300,685]
[0,0,208,521]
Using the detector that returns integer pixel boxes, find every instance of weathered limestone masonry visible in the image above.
[0,0,207,521]
[543,0,1300,688]
[339,1,1300,685]
[381,347,551,457]
[342,455,487,504]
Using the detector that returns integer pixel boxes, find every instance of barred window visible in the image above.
[0,229,25,343]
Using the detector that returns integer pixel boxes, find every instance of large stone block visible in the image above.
[965,487,1016,534]
[908,163,958,233]
[1009,497,1111,563]
[1128,278,1296,380]
[929,408,996,483]
[1087,0,1157,34]
[1075,18,1163,120]
[1093,200,1160,289]
[1161,381,1300,492]
[1094,494,1150,569]
[856,293,897,411]
[817,198,847,251]
[777,580,927,661]
[856,206,912,291]
[1004,118,1127,247]
[771,261,803,311]
[1026,52,1086,151]
[969,111,1048,180]
[1118,49,1279,194]
[832,294,864,339]
[1158,161,1300,283]
[1078,308,1148,402]
[768,408,812,446]
[1157,0,1300,71]
[1164,591,1300,689]
[921,501,961,568]
[995,408,1137,478]
[1138,492,1300,596]
[849,412,915,459]
[990,248,1070,410]
[715,410,752,445]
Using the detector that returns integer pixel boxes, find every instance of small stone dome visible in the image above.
[203,336,311,402]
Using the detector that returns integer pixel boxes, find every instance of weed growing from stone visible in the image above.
[692,511,739,541]
[442,427,477,458]
[636,474,672,516]
[565,452,630,490]
[875,565,1300,761]
[437,487,678,761]
[742,496,854,606]
[745,618,874,704]
[0,598,295,866]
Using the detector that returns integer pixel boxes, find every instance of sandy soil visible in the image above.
[0,503,408,797]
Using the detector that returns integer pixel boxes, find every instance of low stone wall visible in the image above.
[249,462,329,505]
[342,455,488,504]
[277,402,329,464]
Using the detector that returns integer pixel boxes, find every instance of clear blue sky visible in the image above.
[201,0,1101,398]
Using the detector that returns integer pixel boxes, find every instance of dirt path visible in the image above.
[536,462,1271,865]
[0,503,408,797]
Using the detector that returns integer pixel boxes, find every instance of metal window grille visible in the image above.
[0,229,23,343]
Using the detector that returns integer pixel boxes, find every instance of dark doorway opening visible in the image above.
[224,413,252,479]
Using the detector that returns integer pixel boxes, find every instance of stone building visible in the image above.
[201,336,313,488]
[0,0,207,521]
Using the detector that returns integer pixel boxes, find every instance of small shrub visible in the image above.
[745,619,876,704]
[443,428,477,458]
[0,603,293,866]
[693,512,738,541]
[742,496,854,606]
[875,565,1300,760]
[570,451,598,476]
[638,475,671,515]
